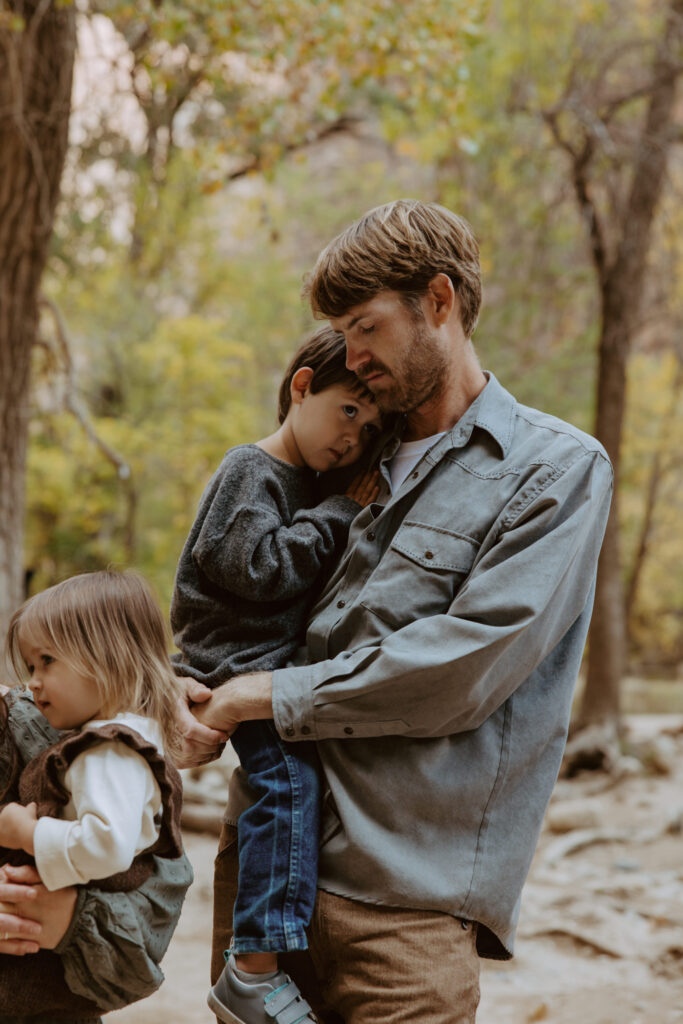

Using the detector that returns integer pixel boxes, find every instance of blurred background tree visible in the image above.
[2,0,681,740]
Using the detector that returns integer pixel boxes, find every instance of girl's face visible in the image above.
[20,638,103,730]
[289,380,382,472]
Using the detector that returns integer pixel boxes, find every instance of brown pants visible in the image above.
[212,824,480,1023]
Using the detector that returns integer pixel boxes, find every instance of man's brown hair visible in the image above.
[304,199,482,338]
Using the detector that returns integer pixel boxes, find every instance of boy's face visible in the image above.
[292,383,382,472]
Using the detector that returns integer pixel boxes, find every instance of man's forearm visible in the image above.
[192,672,274,733]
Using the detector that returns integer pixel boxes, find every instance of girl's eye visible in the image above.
[41,654,54,667]
[359,325,375,336]
[342,405,358,419]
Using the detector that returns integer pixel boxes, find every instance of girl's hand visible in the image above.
[0,802,37,854]
[346,468,381,507]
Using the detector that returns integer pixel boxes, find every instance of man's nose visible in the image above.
[345,337,369,374]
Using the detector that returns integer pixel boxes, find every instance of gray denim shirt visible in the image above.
[272,373,612,960]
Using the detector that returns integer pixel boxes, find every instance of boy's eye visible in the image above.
[359,325,375,336]
[363,423,380,437]
[342,405,359,419]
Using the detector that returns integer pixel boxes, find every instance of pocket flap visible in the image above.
[391,522,478,572]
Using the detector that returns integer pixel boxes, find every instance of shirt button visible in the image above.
[410,471,419,479]
[344,726,354,735]
[367,532,375,541]
[285,727,295,737]
[425,550,434,559]
[301,726,311,735]
[337,599,346,608]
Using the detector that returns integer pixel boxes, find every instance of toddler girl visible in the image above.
[0,569,185,1021]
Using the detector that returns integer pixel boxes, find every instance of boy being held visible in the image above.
[171,327,382,1024]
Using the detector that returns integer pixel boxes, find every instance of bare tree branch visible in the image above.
[37,294,133,484]
[224,115,363,182]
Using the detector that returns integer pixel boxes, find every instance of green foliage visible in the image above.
[21,0,681,675]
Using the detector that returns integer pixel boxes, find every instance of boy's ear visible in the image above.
[290,367,315,404]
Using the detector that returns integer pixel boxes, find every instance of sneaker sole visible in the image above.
[207,987,247,1024]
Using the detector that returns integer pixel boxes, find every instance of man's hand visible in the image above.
[192,672,274,734]
[0,801,37,854]
[0,864,77,954]
[174,676,230,769]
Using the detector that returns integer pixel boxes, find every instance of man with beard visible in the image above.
[183,200,613,1024]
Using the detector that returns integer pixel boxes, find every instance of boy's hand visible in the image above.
[0,802,37,855]
[346,467,381,507]
[174,677,229,768]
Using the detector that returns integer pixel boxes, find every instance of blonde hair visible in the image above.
[305,199,482,338]
[6,570,183,757]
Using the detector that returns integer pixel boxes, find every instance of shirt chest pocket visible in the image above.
[360,521,479,629]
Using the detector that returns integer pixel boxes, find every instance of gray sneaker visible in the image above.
[207,954,317,1024]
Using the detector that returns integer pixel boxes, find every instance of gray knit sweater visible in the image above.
[170,444,360,687]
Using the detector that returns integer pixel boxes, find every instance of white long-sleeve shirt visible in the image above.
[33,712,164,891]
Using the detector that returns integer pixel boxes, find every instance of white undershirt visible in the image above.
[389,432,446,493]
[33,711,164,891]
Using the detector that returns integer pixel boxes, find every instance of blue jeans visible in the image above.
[229,720,320,953]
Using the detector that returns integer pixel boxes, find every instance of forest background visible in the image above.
[1,0,681,739]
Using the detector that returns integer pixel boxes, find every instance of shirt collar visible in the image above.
[448,372,516,458]
[382,372,516,463]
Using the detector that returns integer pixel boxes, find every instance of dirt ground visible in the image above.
[109,715,683,1024]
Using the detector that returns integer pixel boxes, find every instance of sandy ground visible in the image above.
[109,715,683,1024]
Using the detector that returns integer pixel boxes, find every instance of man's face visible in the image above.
[329,291,449,415]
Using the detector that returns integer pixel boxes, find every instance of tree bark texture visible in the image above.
[0,1,75,638]
[579,0,682,730]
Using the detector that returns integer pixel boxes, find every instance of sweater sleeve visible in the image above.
[192,455,360,601]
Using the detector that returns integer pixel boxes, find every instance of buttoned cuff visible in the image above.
[33,815,79,891]
[272,665,318,740]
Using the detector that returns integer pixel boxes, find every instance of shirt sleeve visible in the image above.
[273,450,613,740]
[33,741,159,891]
[192,460,360,601]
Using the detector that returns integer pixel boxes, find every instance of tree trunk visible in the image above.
[625,357,682,626]
[577,0,682,735]
[0,2,75,636]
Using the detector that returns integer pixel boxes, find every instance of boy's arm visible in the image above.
[191,453,362,601]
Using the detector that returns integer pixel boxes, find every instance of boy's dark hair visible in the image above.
[277,326,374,424]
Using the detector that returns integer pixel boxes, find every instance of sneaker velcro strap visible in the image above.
[264,980,313,1023]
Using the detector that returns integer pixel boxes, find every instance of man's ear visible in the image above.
[290,367,315,405]
[426,273,457,326]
